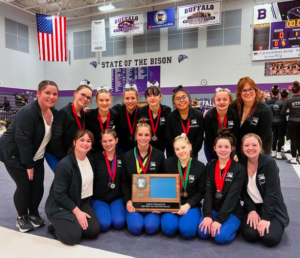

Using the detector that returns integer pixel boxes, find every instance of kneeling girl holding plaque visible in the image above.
[122,118,165,236]
[90,129,126,232]
[161,134,206,239]
[198,129,246,244]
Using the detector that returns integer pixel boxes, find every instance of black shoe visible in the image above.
[16,215,34,233]
[285,150,291,153]
[28,212,45,228]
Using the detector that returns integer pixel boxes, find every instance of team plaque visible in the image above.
[132,174,181,212]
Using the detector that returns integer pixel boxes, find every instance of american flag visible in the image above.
[36,13,67,62]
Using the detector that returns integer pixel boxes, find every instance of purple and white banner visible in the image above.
[177,1,221,29]
[197,98,214,112]
[109,13,144,38]
[111,66,160,93]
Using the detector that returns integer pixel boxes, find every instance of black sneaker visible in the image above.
[28,212,45,228]
[16,216,34,233]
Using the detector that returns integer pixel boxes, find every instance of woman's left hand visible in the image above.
[174,203,191,216]
[258,220,270,237]
[211,221,222,237]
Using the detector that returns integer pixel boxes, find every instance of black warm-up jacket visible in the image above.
[281,94,300,122]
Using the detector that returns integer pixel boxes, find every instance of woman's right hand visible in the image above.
[199,217,213,234]
[73,207,91,230]
[247,210,261,230]
[27,168,34,181]
[126,200,135,213]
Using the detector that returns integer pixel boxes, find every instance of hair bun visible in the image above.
[293,81,299,87]
[172,85,183,93]
[137,117,149,124]
[281,88,288,93]
[218,128,232,137]
[272,85,279,89]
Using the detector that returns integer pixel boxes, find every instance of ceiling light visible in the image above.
[98,4,115,11]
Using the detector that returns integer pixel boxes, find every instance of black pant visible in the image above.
[272,122,287,152]
[48,201,100,246]
[5,159,45,216]
[241,212,285,247]
[287,121,300,157]
[263,134,273,155]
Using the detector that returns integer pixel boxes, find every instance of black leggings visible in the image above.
[262,134,273,155]
[48,201,100,246]
[287,121,300,157]
[241,213,285,247]
[272,122,287,152]
[5,159,45,216]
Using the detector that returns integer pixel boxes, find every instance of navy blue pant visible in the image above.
[90,198,126,232]
[45,152,59,172]
[126,211,160,236]
[198,210,241,245]
[161,207,201,239]
[204,143,212,162]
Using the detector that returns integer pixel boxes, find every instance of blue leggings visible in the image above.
[161,207,201,239]
[126,211,160,236]
[198,210,241,245]
[90,198,126,232]
[44,152,59,172]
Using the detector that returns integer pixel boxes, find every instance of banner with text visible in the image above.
[265,60,300,76]
[177,1,222,29]
[109,13,144,38]
[147,7,175,30]
[91,19,106,52]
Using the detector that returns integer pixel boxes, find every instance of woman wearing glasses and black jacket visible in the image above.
[165,86,204,158]
[46,85,93,171]
[231,77,273,158]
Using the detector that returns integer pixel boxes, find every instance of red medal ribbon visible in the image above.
[148,106,161,136]
[72,102,84,130]
[103,152,117,182]
[217,113,228,129]
[137,146,152,174]
[180,119,190,136]
[98,110,111,132]
[126,107,138,137]
[215,158,232,193]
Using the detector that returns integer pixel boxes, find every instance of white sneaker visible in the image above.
[289,157,297,164]
[271,151,276,158]
[276,152,282,160]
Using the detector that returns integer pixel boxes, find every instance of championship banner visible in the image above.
[197,98,214,112]
[265,60,300,76]
[252,1,300,61]
[147,7,175,30]
[91,19,106,52]
[177,1,222,29]
[109,13,144,38]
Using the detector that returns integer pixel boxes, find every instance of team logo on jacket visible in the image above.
[227,121,234,127]
[250,117,259,126]
[117,159,122,167]
[225,172,233,181]
[150,162,156,170]
[160,117,165,122]
[258,174,265,185]
[191,119,197,125]
[188,175,195,182]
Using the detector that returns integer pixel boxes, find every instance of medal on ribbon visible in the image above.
[126,107,138,141]
[134,146,152,174]
[180,119,190,137]
[104,152,117,189]
[98,110,111,132]
[148,106,161,141]
[178,158,192,197]
[214,158,232,199]
[72,103,84,130]
[217,113,228,129]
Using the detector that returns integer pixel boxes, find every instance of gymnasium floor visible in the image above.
[0,147,299,258]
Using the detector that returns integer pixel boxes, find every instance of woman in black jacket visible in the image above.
[85,88,117,152]
[204,88,239,162]
[45,130,100,245]
[90,129,125,232]
[241,133,289,247]
[122,118,165,236]
[281,81,300,164]
[232,77,273,157]
[139,85,171,153]
[162,134,205,239]
[165,85,204,158]
[198,129,246,244]
[46,84,93,171]
[0,80,58,233]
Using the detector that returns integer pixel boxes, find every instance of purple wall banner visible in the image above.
[111,66,161,94]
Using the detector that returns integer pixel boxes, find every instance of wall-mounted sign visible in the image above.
[147,7,175,29]
[91,19,106,52]
[265,60,300,76]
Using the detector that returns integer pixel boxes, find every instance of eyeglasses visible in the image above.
[174,95,188,102]
[241,88,254,94]
[80,93,92,101]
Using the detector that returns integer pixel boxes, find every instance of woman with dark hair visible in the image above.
[165,85,204,158]
[232,77,273,157]
[281,81,300,164]
[45,130,100,245]
[90,129,126,232]
[122,118,165,236]
[240,133,289,247]
[0,80,58,232]
[112,86,141,154]
[271,88,289,159]
[266,85,280,112]
[85,88,117,152]
[1,97,11,111]
[198,129,246,244]
[46,84,93,170]
[140,85,171,153]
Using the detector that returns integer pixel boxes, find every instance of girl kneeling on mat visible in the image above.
[198,129,246,244]
[162,134,206,239]
[90,129,126,232]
